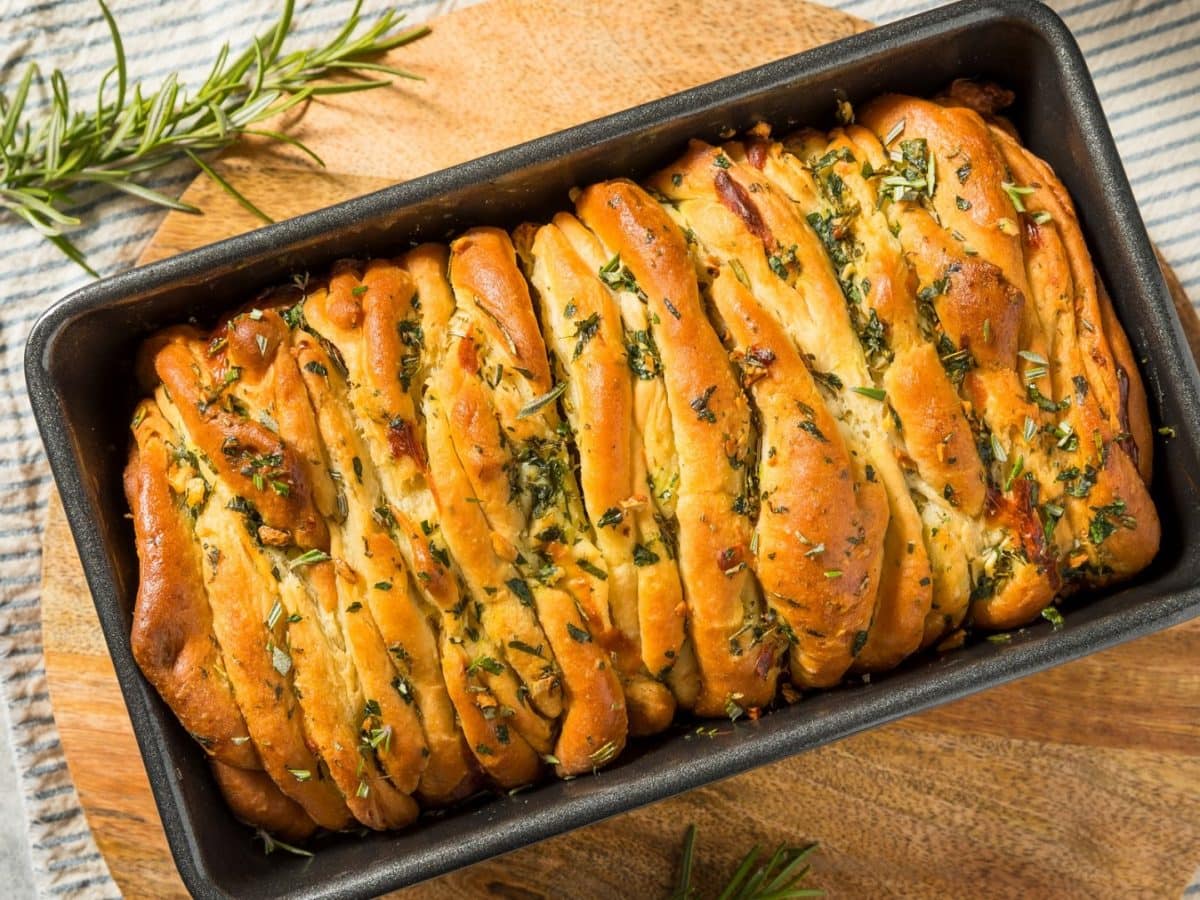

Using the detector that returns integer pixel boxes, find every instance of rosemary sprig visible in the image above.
[0,0,429,273]
[254,827,313,858]
[670,824,822,900]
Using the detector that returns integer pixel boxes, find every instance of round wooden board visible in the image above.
[40,0,1200,896]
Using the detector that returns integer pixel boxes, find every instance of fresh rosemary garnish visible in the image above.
[288,548,330,569]
[670,825,821,900]
[517,381,568,418]
[255,827,313,858]
[0,0,429,272]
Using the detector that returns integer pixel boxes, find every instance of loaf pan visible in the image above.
[24,0,1200,896]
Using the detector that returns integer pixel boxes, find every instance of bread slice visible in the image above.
[577,181,783,715]
[515,215,678,734]
[125,399,261,770]
[648,143,931,673]
[433,227,628,775]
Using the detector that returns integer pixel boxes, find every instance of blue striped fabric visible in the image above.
[0,1,1195,896]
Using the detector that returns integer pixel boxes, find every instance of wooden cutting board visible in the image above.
[40,0,1200,896]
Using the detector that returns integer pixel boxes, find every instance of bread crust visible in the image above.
[577,181,782,715]
[148,384,352,832]
[298,261,485,800]
[125,400,260,770]
[649,142,930,672]
[210,760,316,843]
[857,96,1066,628]
[548,212,701,711]
[442,227,628,775]
[518,216,677,734]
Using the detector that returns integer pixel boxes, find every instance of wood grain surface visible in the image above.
[39,0,1200,896]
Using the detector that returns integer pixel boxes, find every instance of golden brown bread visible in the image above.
[440,227,628,775]
[649,141,931,674]
[210,761,316,843]
[126,84,1159,843]
[296,260,481,803]
[763,127,981,647]
[516,215,678,735]
[576,181,783,716]
[148,382,353,832]
[542,212,702,712]
[857,93,1158,621]
[125,401,260,770]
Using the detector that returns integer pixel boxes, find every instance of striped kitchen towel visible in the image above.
[0,0,1195,896]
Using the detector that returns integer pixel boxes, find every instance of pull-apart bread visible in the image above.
[125,83,1159,840]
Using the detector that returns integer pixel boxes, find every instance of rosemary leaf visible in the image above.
[0,0,429,269]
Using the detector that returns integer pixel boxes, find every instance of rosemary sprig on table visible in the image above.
[0,0,429,274]
[670,825,822,899]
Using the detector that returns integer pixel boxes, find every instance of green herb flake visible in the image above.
[851,385,886,401]
[1041,606,1064,630]
[590,741,618,766]
[571,312,601,360]
[467,655,505,676]
[690,385,718,424]
[517,381,568,419]
[508,639,544,658]
[850,629,869,656]
[626,328,663,379]
[1002,181,1035,213]
[288,549,331,569]
[1003,454,1025,492]
[725,696,745,723]
[506,577,534,606]
[577,558,608,581]
[596,507,624,528]
[633,543,660,567]
[1089,499,1136,545]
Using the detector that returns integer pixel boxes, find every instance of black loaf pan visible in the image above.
[24,0,1200,896]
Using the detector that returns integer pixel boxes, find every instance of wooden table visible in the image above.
[40,0,1200,895]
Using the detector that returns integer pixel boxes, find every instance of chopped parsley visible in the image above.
[850,629,869,656]
[633,543,660,567]
[506,577,534,606]
[467,656,505,676]
[571,312,601,360]
[690,386,718,423]
[577,558,608,580]
[288,549,330,569]
[596,507,624,528]
[1040,606,1064,630]
[626,328,662,379]
[1089,499,1136,545]
[851,385,886,401]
